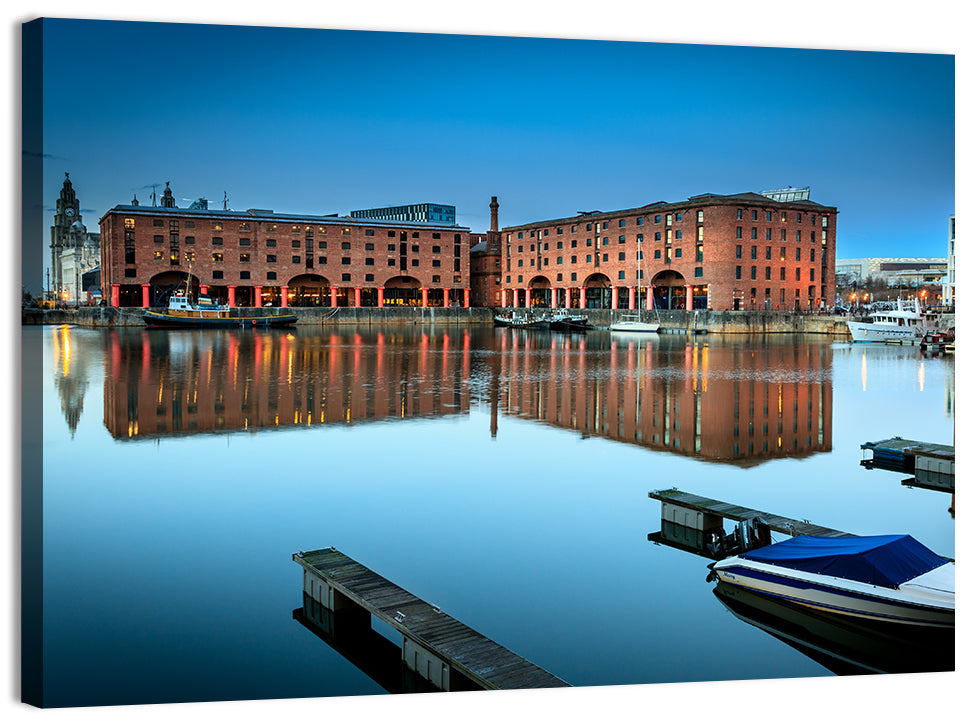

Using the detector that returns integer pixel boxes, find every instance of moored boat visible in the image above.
[144,292,298,328]
[846,298,938,343]
[549,311,590,331]
[709,534,954,628]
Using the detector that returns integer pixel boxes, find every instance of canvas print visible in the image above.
[20,14,955,713]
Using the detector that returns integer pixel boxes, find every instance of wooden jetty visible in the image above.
[860,437,954,476]
[649,488,853,539]
[293,548,570,692]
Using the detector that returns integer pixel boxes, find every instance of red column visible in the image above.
[355,287,362,308]
[513,288,519,307]
[111,284,120,307]
[646,285,655,310]
[463,288,470,308]
[421,287,428,307]
[580,287,587,309]
[525,288,531,308]
[377,287,384,308]
[611,286,618,310]
[141,284,150,308]
[500,289,507,306]
[227,285,236,307]
[281,286,288,308]
[200,285,208,295]
[565,288,572,309]
[628,286,636,310]
[685,284,694,311]
[443,288,450,308]
[551,288,558,309]
[330,287,337,308]
[254,286,262,308]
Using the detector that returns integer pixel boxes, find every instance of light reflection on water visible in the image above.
[39,325,954,706]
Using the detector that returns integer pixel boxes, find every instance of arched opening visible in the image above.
[287,274,330,307]
[384,276,421,306]
[148,270,197,307]
[650,270,686,310]
[584,273,613,309]
[527,276,552,307]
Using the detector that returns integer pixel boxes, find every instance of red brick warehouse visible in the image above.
[99,183,471,309]
[500,189,838,312]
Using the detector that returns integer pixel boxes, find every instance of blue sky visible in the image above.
[32,16,955,288]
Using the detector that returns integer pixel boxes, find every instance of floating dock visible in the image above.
[860,437,954,476]
[649,488,852,539]
[293,548,570,692]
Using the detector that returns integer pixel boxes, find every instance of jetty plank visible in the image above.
[294,548,569,690]
[649,488,853,538]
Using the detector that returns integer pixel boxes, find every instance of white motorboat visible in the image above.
[710,534,954,628]
[846,298,938,343]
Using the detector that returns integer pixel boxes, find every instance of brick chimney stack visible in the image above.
[489,196,499,232]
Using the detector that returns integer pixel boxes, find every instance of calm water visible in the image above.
[34,324,955,707]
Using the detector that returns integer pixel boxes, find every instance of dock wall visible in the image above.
[21,305,922,336]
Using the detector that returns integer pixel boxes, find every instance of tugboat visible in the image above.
[144,291,297,328]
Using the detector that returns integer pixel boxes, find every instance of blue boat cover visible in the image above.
[739,535,949,589]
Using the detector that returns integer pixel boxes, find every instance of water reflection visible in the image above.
[51,324,93,437]
[482,329,833,465]
[713,583,954,675]
[81,326,837,465]
[102,327,472,439]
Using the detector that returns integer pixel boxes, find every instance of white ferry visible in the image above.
[846,298,937,343]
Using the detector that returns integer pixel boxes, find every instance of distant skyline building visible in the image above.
[943,215,955,306]
[50,173,100,305]
[350,203,456,225]
[834,257,947,288]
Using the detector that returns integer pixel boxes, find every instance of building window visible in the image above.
[751,246,757,260]
[154,235,163,244]
[266,239,277,247]
[736,227,743,239]
[737,209,743,220]
[267,255,277,263]
[365,273,375,282]
[766,246,772,260]
[342,257,351,265]
[752,210,758,220]
[365,243,375,251]
[154,251,164,260]
[240,271,250,280]
[412,259,420,267]
[153,219,164,227]
[267,272,277,280]
[655,232,661,241]
[365,229,374,236]
[212,270,223,279]
[736,266,742,279]
[341,242,351,250]
[185,236,195,245]
[695,267,703,277]
[185,251,195,262]
[292,256,301,264]
[342,273,351,282]
[655,250,661,259]
[365,257,374,266]
[780,268,786,280]
[674,248,682,258]
[571,273,578,281]
[765,267,771,280]
[432,232,441,239]
[750,266,757,280]
[212,253,223,262]
[239,237,251,246]
[388,258,396,267]
[736,245,742,259]
[212,237,223,245]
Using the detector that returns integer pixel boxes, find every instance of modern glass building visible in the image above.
[351,203,456,225]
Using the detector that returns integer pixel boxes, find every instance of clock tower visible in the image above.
[49,173,100,305]
[50,173,82,293]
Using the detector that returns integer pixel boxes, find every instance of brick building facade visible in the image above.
[99,185,471,309]
[469,196,503,307]
[500,191,837,312]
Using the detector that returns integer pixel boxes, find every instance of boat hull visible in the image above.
[144,310,298,328]
[847,321,918,343]
[610,320,660,333]
[712,558,954,628]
